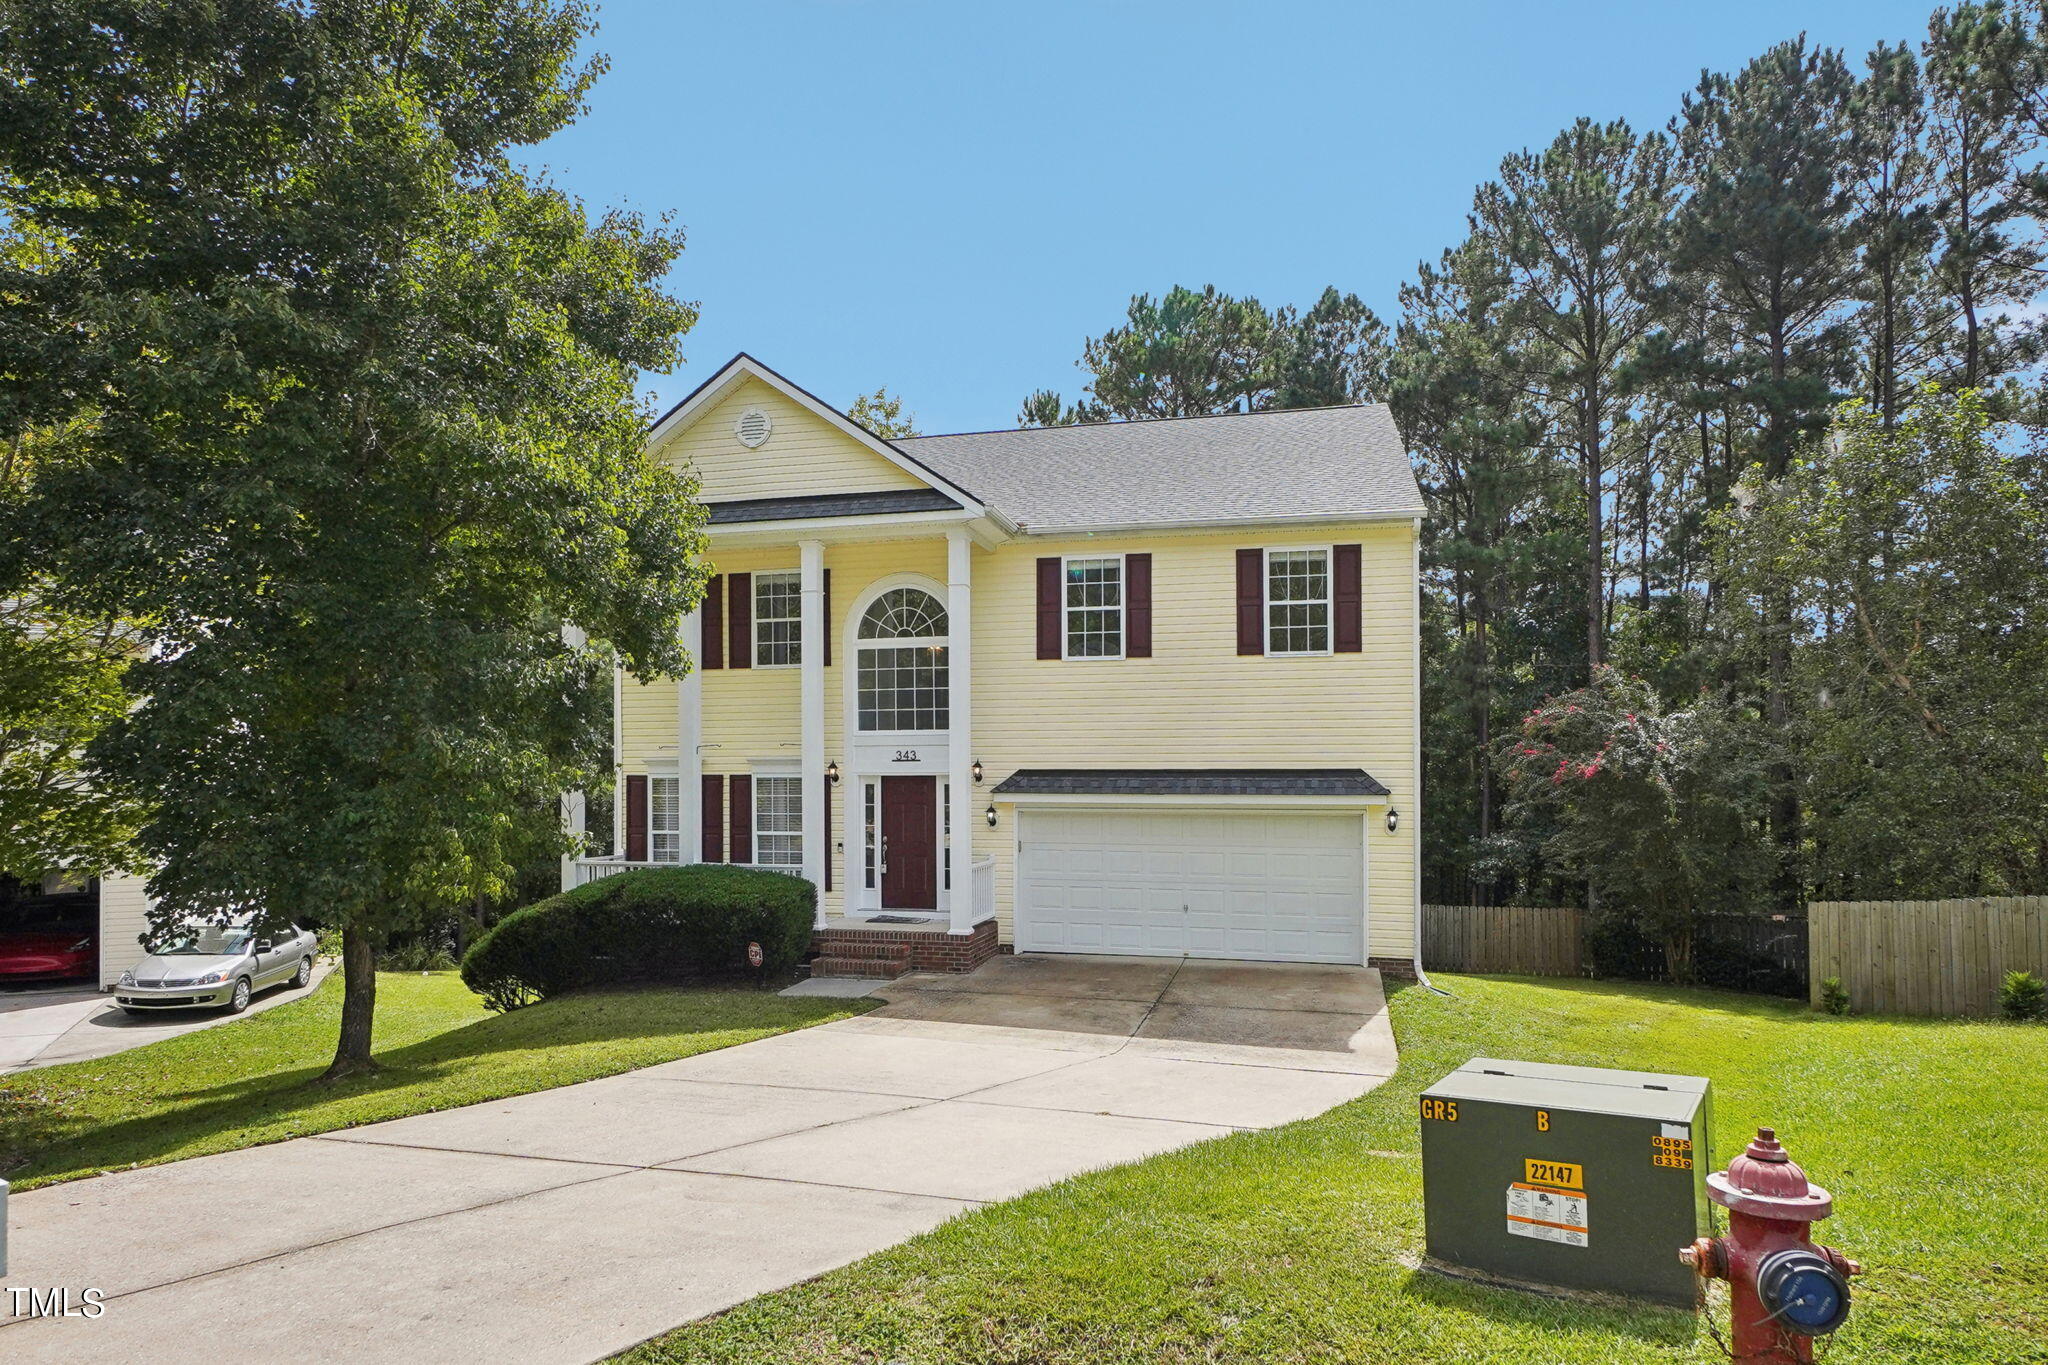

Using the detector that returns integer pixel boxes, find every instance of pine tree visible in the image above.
[1471,118,1674,680]
[1925,4,2042,391]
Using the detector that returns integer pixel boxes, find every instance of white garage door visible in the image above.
[1016,807,1365,963]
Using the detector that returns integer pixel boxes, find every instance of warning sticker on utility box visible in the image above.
[1506,1182,1589,1247]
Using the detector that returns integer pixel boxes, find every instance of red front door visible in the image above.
[881,776,938,910]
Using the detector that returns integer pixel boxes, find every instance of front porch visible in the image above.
[565,853,1001,977]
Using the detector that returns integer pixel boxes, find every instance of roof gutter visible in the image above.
[1016,508,1427,537]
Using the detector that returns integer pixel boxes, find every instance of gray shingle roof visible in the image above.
[705,488,961,524]
[990,768,1390,798]
[900,404,1421,531]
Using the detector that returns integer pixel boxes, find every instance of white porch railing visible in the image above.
[567,858,804,889]
[969,854,996,928]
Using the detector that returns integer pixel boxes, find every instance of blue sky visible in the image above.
[531,0,1941,436]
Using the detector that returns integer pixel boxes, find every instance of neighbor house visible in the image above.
[570,354,1424,979]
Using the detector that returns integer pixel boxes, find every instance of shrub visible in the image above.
[1999,970,2046,1022]
[459,865,815,1012]
[1818,976,1850,1016]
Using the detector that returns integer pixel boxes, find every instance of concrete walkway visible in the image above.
[0,964,332,1074]
[1,955,1396,1364]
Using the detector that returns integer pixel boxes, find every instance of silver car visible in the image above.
[114,922,317,1014]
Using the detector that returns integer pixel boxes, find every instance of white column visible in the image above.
[678,604,703,864]
[947,529,975,935]
[561,624,590,890]
[799,539,827,920]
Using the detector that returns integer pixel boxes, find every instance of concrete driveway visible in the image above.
[1,955,1395,1364]
[0,964,332,1074]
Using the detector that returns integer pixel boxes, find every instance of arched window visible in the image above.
[856,587,949,730]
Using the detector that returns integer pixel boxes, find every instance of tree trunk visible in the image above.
[321,926,380,1081]
[1585,421,1604,679]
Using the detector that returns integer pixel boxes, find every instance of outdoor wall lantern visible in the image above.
[825,761,840,785]
[985,803,999,828]
[1385,808,1400,834]
[972,759,984,783]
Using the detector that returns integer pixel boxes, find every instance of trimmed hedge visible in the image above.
[459,865,816,1012]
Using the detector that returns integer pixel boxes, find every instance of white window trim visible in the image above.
[1263,544,1335,658]
[751,772,804,871]
[850,577,951,735]
[1059,552,1126,662]
[648,774,683,863]
[752,568,802,669]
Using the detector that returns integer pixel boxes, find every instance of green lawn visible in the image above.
[620,975,2047,1365]
[0,971,870,1190]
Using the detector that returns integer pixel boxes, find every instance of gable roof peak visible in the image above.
[645,352,983,512]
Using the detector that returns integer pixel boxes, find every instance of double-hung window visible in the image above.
[648,776,682,863]
[753,775,803,870]
[754,571,801,667]
[1062,556,1123,659]
[1266,548,1331,655]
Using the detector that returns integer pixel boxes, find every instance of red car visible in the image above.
[0,894,97,983]
[0,928,96,981]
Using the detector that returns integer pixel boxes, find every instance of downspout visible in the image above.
[1412,516,1449,995]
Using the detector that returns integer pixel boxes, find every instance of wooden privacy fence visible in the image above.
[1423,904,1583,977]
[1809,897,2048,1017]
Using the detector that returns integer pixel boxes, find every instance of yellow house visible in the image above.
[577,353,1424,979]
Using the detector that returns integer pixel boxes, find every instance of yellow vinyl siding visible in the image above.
[617,539,949,916]
[615,520,1419,956]
[972,522,1417,959]
[656,378,928,503]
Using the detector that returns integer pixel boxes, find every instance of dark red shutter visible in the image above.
[704,773,729,859]
[1236,548,1265,655]
[1036,557,1061,660]
[701,575,723,670]
[727,573,752,670]
[624,775,648,861]
[728,774,752,865]
[822,778,832,891]
[822,569,832,668]
[1334,544,1362,653]
[1124,553,1152,658]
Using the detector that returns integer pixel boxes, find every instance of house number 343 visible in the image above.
[893,749,919,762]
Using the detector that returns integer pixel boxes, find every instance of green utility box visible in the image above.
[1419,1057,1711,1306]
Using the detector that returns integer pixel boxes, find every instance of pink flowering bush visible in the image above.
[1494,668,1776,979]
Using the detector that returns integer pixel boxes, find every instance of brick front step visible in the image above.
[808,918,1002,975]
[820,938,915,962]
[809,954,911,980]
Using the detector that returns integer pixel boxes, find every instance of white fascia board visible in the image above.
[1017,508,1423,537]
[997,792,1389,809]
[646,354,989,516]
[705,508,1007,549]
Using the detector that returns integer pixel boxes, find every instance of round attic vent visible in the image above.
[734,407,773,449]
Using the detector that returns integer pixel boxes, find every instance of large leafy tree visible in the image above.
[1718,389,2048,897]
[0,0,705,1076]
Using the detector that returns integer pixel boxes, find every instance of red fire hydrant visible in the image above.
[1680,1127,1862,1363]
